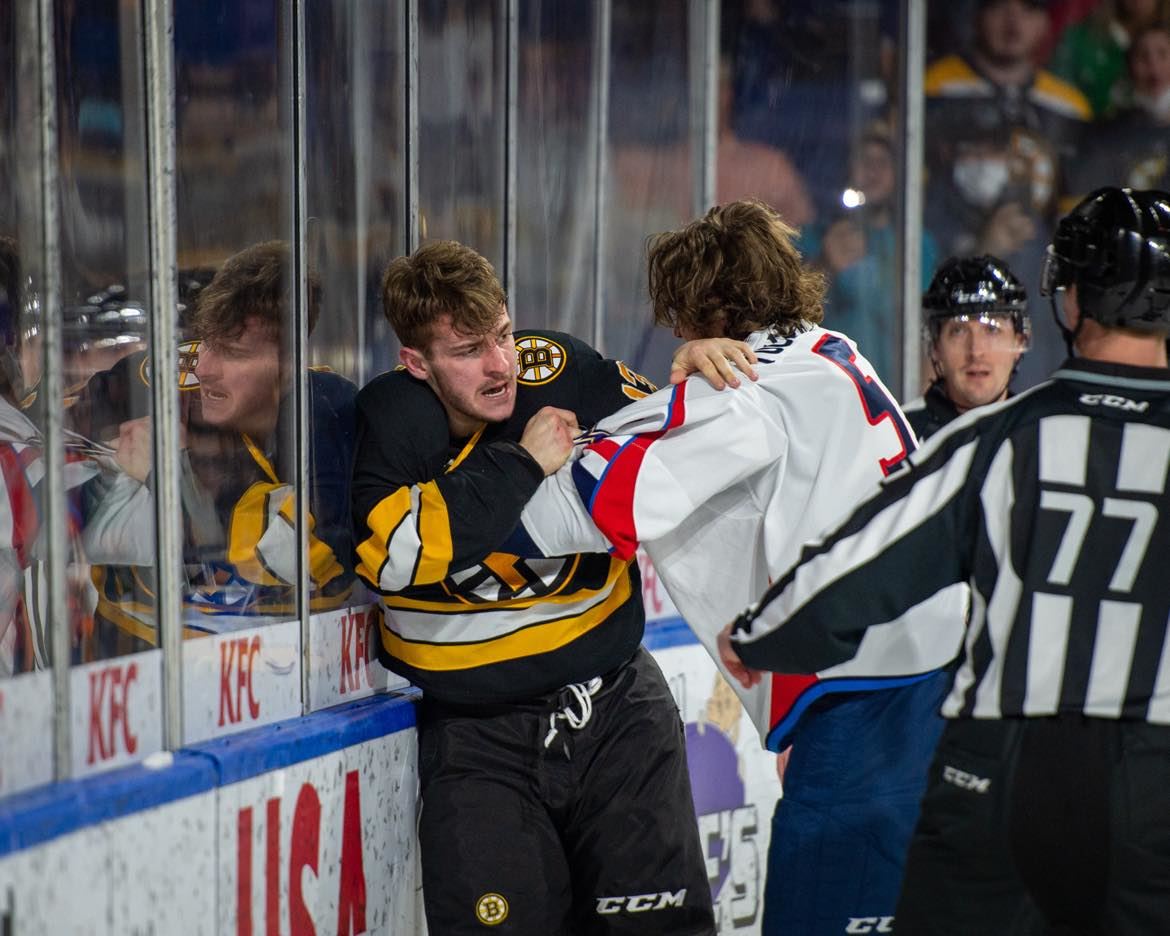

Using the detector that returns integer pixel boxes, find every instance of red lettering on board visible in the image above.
[86,661,139,764]
[337,770,368,935]
[220,636,263,726]
[290,784,321,936]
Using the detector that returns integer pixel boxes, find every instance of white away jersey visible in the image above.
[516,324,961,749]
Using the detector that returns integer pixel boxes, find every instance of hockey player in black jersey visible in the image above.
[75,243,357,655]
[903,254,1032,441]
[720,187,1170,934]
[903,255,1045,933]
[351,239,748,935]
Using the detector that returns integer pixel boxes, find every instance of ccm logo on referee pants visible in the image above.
[943,764,991,793]
[596,890,687,913]
[846,917,894,933]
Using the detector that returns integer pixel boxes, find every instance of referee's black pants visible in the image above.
[895,715,1170,935]
[415,647,715,936]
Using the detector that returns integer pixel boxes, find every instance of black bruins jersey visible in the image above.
[351,329,656,705]
[902,378,964,443]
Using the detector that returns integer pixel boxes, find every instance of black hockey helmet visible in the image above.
[1041,186,1170,333]
[922,254,1031,348]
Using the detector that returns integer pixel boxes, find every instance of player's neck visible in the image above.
[1076,322,1169,369]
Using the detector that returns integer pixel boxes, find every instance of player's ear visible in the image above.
[400,346,429,380]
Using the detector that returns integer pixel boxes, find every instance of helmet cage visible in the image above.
[922,255,1031,353]
[924,310,1032,354]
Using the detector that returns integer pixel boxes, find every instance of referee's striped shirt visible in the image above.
[732,358,1170,724]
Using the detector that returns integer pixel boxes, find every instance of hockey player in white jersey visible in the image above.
[505,199,963,934]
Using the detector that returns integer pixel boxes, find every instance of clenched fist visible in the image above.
[519,406,579,476]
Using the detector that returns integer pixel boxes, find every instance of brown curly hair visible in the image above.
[647,199,825,340]
[193,240,321,342]
[381,240,507,351]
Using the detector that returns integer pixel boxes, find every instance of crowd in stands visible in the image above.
[725,0,1168,386]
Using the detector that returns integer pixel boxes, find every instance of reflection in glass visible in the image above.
[61,2,310,695]
[604,0,692,375]
[514,1,597,334]
[50,0,159,673]
[301,2,396,657]
[720,0,910,392]
[922,0,1090,387]
[0,1,57,795]
[304,2,405,384]
[418,0,506,271]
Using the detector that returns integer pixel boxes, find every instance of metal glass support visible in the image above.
[32,0,68,778]
[688,0,718,218]
[405,0,420,252]
[121,2,150,304]
[590,0,612,354]
[501,0,518,302]
[143,0,184,747]
[897,0,927,401]
[289,0,313,715]
[350,6,373,387]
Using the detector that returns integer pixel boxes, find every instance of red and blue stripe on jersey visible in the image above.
[572,382,689,560]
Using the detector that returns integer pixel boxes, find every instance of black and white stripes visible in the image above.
[732,360,1170,726]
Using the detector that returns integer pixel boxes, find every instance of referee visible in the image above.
[718,186,1170,936]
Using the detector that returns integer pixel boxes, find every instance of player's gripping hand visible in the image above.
[718,621,764,689]
[520,406,580,476]
[113,417,154,483]
[670,338,759,390]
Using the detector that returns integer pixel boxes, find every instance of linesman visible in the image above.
[903,253,1031,441]
[720,187,1170,935]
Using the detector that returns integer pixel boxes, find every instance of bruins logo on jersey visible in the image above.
[515,336,566,385]
[139,340,202,390]
[475,893,509,926]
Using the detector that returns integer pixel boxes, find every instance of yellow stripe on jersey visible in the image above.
[1031,71,1091,120]
[228,481,288,585]
[414,481,453,584]
[308,527,345,588]
[356,481,454,588]
[482,552,529,591]
[383,556,629,615]
[447,425,485,472]
[242,433,280,483]
[94,596,204,645]
[357,486,413,584]
[924,55,980,95]
[379,564,633,670]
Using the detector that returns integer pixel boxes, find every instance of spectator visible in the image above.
[1048,0,1169,116]
[611,59,815,233]
[924,0,1090,385]
[802,122,939,382]
[0,236,42,675]
[1070,25,1170,194]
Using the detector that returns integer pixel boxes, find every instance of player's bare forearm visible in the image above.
[670,338,759,389]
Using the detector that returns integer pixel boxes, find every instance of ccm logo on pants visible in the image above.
[846,917,895,934]
[942,764,991,793]
[595,890,687,914]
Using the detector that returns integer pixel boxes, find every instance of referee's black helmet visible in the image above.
[1041,186,1170,332]
[922,254,1031,347]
